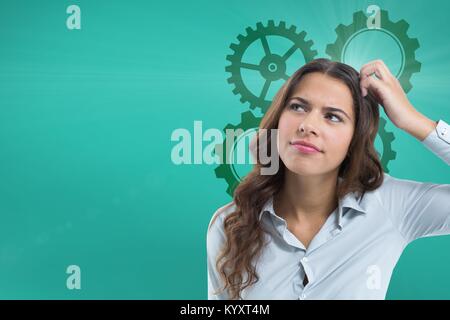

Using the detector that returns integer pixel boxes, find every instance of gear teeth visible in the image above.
[353,11,366,21]
[279,21,286,29]
[239,96,246,103]
[402,80,413,92]
[226,54,234,62]
[335,24,346,34]
[377,116,397,172]
[395,19,410,33]
[214,166,225,177]
[409,38,420,50]
[242,110,253,122]
[245,27,253,36]
[325,44,336,59]
[237,34,245,42]
[229,43,239,51]
[289,25,296,33]
[256,22,264,30]
[232,87,239,95]
[224,124,235,131]
[409,60,421,72]
[227,77,234,84]
[268,20,275,28]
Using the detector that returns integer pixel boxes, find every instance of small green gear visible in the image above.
[214,111,262,197]
[377,116,397,173]
[326,10,421,92]
[226,20,318,114]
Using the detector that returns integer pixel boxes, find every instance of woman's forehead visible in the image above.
[289,73,354,115]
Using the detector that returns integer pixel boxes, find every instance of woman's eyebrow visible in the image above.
[288,96,351,120]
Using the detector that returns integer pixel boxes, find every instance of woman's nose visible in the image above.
[298,114,319,135]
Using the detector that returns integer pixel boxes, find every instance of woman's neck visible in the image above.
[274,171,339,224]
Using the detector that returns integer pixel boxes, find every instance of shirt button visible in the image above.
[302,257,308,263]
[299,293,306,300]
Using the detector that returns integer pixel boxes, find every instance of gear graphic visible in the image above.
[377,116,397,173]
[226,20,318,114]
[326,9,421,93]
[214,111,262,197]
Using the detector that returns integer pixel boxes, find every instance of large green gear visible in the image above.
[377,116,397,173]
[226,20,318,114]
[326,9,421,92]
[214,111,262,197]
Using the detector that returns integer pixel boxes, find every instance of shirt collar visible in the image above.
[335,191,366,228]
[258,179,367,229]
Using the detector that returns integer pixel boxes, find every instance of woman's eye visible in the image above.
[326,114,342,122]
[289,103,305,111]
[290,103,343,123]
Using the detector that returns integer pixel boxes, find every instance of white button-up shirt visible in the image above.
[207,119,450,300]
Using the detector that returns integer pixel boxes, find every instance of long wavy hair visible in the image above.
[214,58,384,299]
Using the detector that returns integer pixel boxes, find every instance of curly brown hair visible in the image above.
[213,58,384,299]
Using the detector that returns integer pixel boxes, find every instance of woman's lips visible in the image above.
[291,143,321,154]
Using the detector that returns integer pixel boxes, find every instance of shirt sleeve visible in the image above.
[206,205,232,300]
[381,173,450,244]
[421,119,450,165]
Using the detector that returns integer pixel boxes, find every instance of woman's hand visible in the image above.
[359,59,436,140]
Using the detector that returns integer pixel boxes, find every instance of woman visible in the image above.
[207,58,450,300]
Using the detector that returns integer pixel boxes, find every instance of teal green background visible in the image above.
[0,0,449,299]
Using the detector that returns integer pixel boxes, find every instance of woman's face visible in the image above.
[277,72,355,177]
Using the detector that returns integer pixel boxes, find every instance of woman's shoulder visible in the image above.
[377,171,426,192]
[206,201,237,256]
[362,172,403,201]
[207,201,237,232]
[366,171,437,209]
